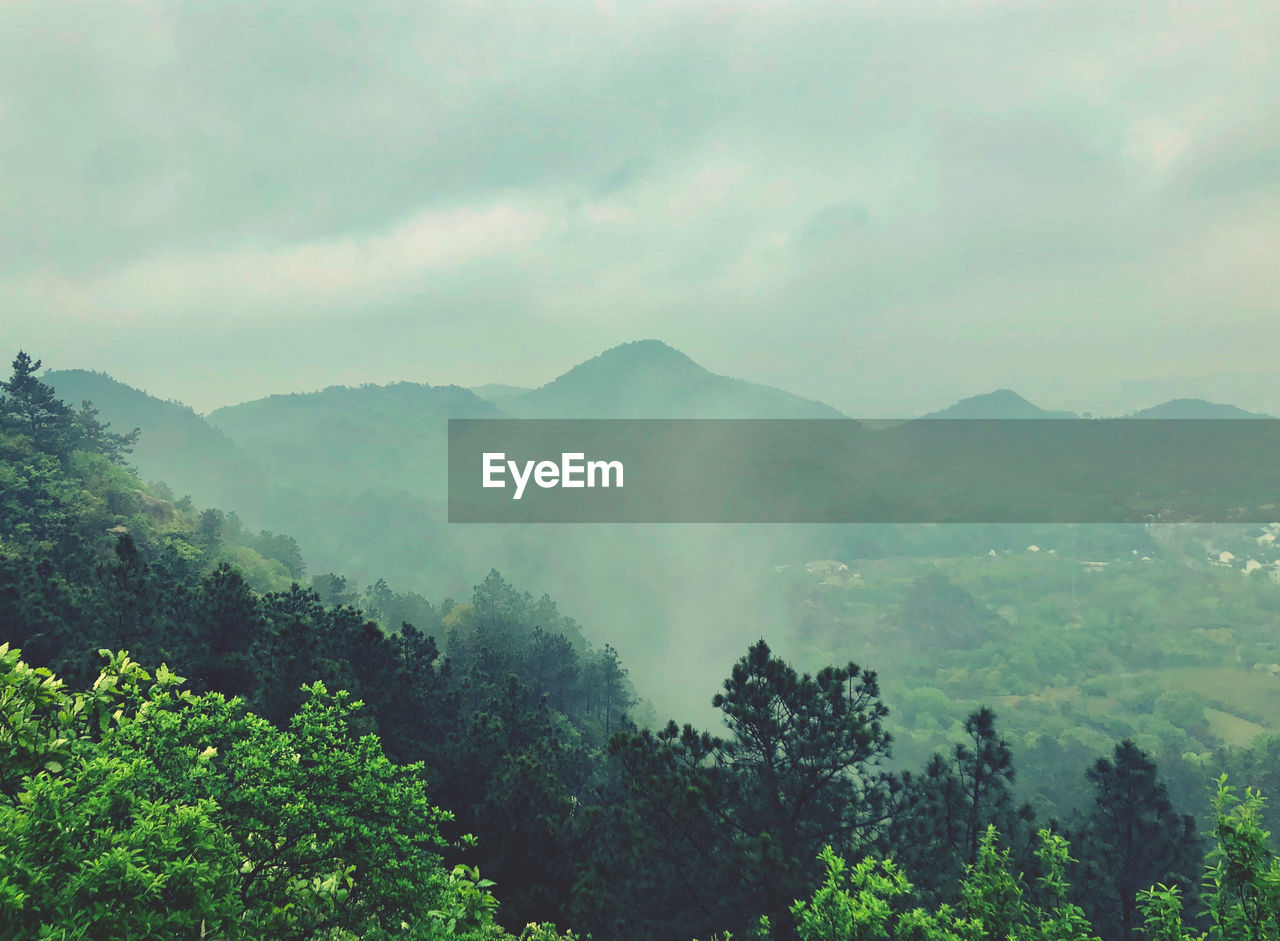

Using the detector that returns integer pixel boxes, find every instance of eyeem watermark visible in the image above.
[450,418,1280,523]
[482,452,624,500]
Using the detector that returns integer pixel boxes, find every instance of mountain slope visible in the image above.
[509,340,847,418]
[209,381,501,498]
[42,368,266,510]
[921,389,1076,419]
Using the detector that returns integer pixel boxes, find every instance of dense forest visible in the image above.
[6,350,1280,940]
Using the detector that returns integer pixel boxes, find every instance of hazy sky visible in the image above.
[3,1,1278,415]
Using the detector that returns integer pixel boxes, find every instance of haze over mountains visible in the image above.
[49,340,1271,433]
[36,339,1277,721]
[42,338,1274,541]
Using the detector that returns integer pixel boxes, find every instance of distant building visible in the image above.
[805,560,849,574]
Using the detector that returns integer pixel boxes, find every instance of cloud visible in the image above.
[87,201,549,323]
[1,0,1278,414]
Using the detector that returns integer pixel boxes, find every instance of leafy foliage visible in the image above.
[0,644,580,940]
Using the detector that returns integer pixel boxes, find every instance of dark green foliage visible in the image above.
[74,399,140,466]
[0,645,588,940]
[581,640,894,939]
[1,353,138,466]
[901,573,1007,650]
[0,371,634,932]
[0,352,79,458]
[1074,740,1202,939]
[1,351,1256,939]
[712,640,894,864]
[894,708,1038,906]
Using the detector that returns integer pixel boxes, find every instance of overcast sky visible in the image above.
[3,1,1278,415]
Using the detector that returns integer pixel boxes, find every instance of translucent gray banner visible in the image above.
[447,419,1280,523]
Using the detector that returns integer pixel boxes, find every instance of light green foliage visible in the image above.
[513,926,580,941]
[1137,885,1206,941]
[0,755,241,938]
[0,648,238,937]
[1202,777,1280,940]
[783,773,1280,941]
[784,840,977,941]
[786,542,1280,823]
[1133,775,1280,940]
[112,679,456,937]
[0,645,181,798]
[427,864,503,936]
[960,826,1027,938]
[0,644,587,941]
[790,845,908,940]
[1030,830,1098,941]
[787,828,1101,941]
[213,541,297,591]
[0,641,76,793]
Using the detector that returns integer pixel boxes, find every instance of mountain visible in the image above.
[920,389,1077,419]
[42,368,266,511]
[1127,398,1273,419]
[508,340,846,418]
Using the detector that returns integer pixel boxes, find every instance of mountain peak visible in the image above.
[608,338,690,357]
[573,339,702,373]
[512,341,844,418]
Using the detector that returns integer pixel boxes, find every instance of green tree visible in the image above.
[0,646,244,937]
[0,352,77,458]
[74,399,140,466]
[0,643,569,940]
[895,708,1035,906]
[584,640,894,940]
[1201,778,1280,940]
[1075,740,1201,940]
[786,827,1099,941]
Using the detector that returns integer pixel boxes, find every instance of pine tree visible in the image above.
[74,399,140,465]
[894,707,1036,906]
[0,351,78,457]
[1075,740,1202,940]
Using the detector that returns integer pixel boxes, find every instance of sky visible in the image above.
[2,0,1279,416]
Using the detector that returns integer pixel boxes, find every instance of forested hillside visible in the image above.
[9,350,1280,939]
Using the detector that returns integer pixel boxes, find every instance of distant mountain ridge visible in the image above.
[920,389,1077,419]
[1126,398,1273,419]
[918,390,1276,420]
[42,354,1278,507]
[508,340,846,418]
